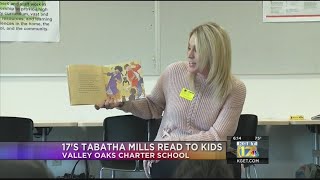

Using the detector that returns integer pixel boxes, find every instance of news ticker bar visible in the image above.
[0,142,226,160]
[0,138,269,164]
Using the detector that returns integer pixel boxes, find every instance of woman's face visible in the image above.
[187,34,209,78]
[187,34,199,74]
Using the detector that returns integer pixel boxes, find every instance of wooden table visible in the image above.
[258,119,290,125]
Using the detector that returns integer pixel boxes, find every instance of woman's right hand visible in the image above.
[94,96,124,110]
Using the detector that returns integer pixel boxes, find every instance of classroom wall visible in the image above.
[2,1,320,75]
[1,74,320,178]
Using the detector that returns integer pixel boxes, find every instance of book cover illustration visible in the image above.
[67,60,145,105]
[103,61,145,103]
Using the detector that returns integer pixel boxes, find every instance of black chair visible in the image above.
[0,116,53,178]
[100,115,155,178]
[234,114,258,137]
[234,114,258,178]
[0,116,34,141]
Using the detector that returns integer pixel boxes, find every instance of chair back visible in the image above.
[100,115,149,172]
[0,116,34,141]
[103,115,148,142]
[234,114,258,138]
[232,114,258,172]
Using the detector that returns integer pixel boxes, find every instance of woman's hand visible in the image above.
[94,96,123,110]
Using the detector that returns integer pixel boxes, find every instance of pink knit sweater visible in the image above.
[119,61,246,142]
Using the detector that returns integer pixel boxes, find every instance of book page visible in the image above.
[67,64,106,105]
[102,60,146,103]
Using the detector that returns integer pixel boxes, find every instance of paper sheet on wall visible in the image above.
[0,1,59,42]
[263,1,320,22]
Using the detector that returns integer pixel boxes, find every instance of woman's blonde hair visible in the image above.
[188,22,233,101]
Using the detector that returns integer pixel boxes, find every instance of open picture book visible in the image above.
[67,60,145,105]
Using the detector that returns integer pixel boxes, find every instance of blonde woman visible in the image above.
[95,22,246,178]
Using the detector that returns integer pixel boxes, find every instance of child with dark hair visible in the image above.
[105,65,123,101]
[173,160,234,178]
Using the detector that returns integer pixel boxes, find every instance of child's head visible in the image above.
[124,64,131,71]
[114,66,123,74]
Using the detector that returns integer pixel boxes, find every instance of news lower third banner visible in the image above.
[0,142,227,160]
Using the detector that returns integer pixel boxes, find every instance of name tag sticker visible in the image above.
[179,88,195,101]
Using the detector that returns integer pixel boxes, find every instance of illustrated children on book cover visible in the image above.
[67,60,145,105]
[103,61,145,103]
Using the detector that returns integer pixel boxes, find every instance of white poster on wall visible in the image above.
[263,1,320,22]
[0,1,60,42]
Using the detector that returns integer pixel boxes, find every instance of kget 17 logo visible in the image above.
[236,141,259,158]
